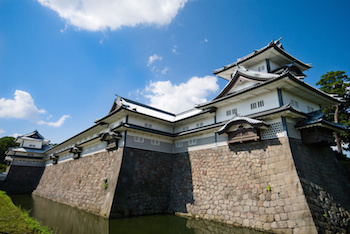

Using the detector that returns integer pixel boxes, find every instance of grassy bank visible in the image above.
[0,190,53,233]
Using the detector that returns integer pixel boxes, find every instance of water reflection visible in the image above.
[11,195,267,234]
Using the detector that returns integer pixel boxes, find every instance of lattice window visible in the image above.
[188,139,197,146]
[261,122,285,140]
[175,142,183,147]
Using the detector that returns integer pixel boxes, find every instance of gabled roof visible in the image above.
[96,96,207,124]
[6,144,51,156]
[214,67,281,99]
[197,72,341,109]
[16,130,49,143]
[214,39,312,80]
[295,109,347,132]
[216,117,269,135]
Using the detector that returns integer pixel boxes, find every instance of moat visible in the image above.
[11,194,267,234]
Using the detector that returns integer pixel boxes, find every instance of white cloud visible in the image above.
[147,54,162,66]
[12,133,21,138]
[0,90,46,121]
[161,67,169,75]
[143,76,219,113]
[0,129,5,135]
[38,115,71,127]
[0,90,69,127]
[37,0,188,31]
[172,45,179,54]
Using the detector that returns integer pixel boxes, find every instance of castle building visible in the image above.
[4,40,349,233]
[42,39,344,163]
[5,130,49,166]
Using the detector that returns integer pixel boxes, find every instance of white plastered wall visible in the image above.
[216,90,280,123]
[282,91,320,113]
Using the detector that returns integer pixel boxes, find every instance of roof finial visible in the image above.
[275,37,282,43]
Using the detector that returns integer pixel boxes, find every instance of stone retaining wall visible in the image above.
[1,165,44,194]
[33,148,124,217]
[289,138,350,233]
[31,137,350,233]
[183,137,318,233]
[109,147,173,217]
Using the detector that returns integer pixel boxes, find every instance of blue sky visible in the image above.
[0,0,349,144]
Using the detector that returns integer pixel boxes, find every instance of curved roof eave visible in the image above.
[213,41,312,76]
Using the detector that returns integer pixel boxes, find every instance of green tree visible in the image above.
[316,71,350,154]
[0,136,18,164]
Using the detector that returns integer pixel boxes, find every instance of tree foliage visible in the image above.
[316,71,350,151]
[0,137,18,164]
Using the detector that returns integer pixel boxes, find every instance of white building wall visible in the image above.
[128,116,173,133]
[248,61,267,72]
[174,117,215,133]
[22,140,42,149]
[12,159,45,166]
[282,91,319,113]
[109,117,127,129]
[216,91,280,123]
[231,80,258,93]
[286,117,301,139]
[269,61,280,72]
[125,131,173,153]
[81,141,107,157]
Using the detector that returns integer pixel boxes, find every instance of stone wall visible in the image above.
[33,148,124,217]
[110,147,173,217]
[169,153,194,213]
[1,165,45,194]
[30,137,350,233]
[183,138,318,233]
[289,138,350,233]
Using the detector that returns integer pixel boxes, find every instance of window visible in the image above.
[226,108,237,116]
[251,100,264,110]
[232,108,237,115]
[257,65,265,72]
[291,99,299,108]
[175,142,183,148]
[251,103,257,109]
[196,122,203,128]
[134,136,144,143]
[182,126,189,131]
[144,123,152,128]
[188,139,197,146]
[150,139,160,146]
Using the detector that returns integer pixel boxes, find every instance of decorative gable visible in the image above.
[217,117,269,144]
[214,68,279,100]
